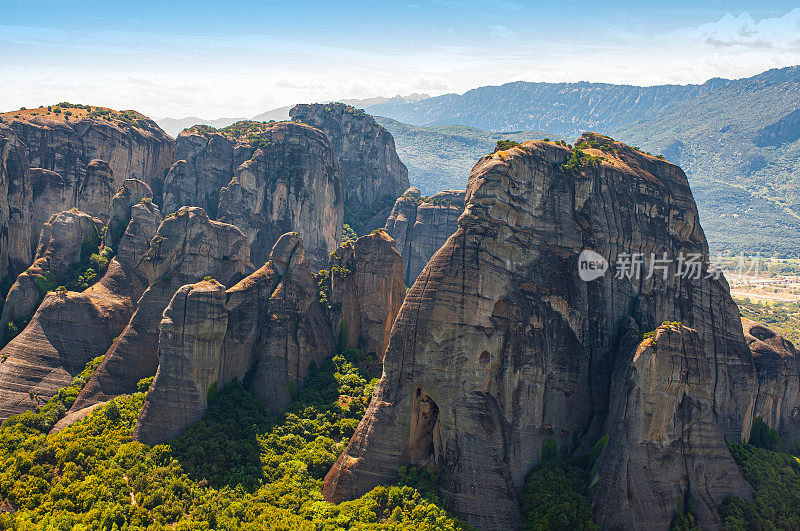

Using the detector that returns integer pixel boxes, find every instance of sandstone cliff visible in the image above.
[70,207,250,413]
[327,230,405,364]
[162,121,342,268]
[0,105,174,199]
[592,322,753,529]
[743,318,800,444]
[384,187,465,285]
[0,181,162,421]
[133,232,334,445]
[322,133,756,529]
[289,103,409,233]
[0,210,104,333]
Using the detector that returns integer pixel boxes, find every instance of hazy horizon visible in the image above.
[2,1,799,118]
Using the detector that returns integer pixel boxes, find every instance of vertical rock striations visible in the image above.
[743,318,800,444]
[71,207,250,412]
[289,103,409,233]
[0,210,104,333]
[162,121,343,268]
[384,187,465,285]
[0,186,162,421]
[327,230,406,364]
[0,105,174,199]
[133,232,335,445]
[322,134,756,529]
[592,322,754,529]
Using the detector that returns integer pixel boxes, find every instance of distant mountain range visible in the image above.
[154,67,800,255]
[363,67,800,257]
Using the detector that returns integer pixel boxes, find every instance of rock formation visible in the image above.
[743,318,800,444]
[0,184,162,421]
[289,103,409,233]
[0,210,103,333]
[0,123,30,283]
[384,187,465,285]
[216,122,342,268]
[76,160,115,221]
[327,230,405,364]
[592,322,754,529]
[162,121,342,268]
[0,105,174,198]
[70,207,250,413]
[322,134,756,529]
[133,232,335,445]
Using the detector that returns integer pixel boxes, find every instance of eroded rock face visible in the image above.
[0,108,174,199]
[743,318,800,444]
[0,124,30,282]
[0,199,162,421]
[104,179,154,251]
[162,121,342,269]
[133,233,335,445]
[322,134,756,529]
[71,207,250,412]
[0,210,104,333]
[77,160,115,221]
[592,323,753,529]
[384,187,465,285]
[289,103,409,233]
[328,230,405,363]
[162,128,236,216]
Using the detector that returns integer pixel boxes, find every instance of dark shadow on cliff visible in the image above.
[168,380,274,491]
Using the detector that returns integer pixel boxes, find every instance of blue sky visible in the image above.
[1,1,799,117]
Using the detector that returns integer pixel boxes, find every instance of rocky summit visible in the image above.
[163,120,343,268]
[290,103,409,233]
[322,133,757,529]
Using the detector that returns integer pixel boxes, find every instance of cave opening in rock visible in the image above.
[406,387,441,467]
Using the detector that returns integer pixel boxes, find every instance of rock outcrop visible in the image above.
[384,187,465,285]
[216,122,342,268]
[133,232,335,445]
[71,207,250,412]
[289,103,409,233]
[0,105,174,198]
[76,160,115,221]
[0,210,103,333]
[327,230,405,364]
[0,123,30,282]
[322,134,756,529]
[592,322,754,529]
[743,318,800,444]
[0,192,162,421]
[162,121,342,268]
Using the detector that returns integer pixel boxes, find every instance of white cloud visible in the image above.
[689,8,800,49]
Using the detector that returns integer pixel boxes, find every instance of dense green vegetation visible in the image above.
[720,418,800,529]
[519,436,606,530]
[0,348,470,530]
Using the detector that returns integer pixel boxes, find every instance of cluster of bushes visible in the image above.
[560,148,606,175]
[492,139,520,153]
[0,346,470,529]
